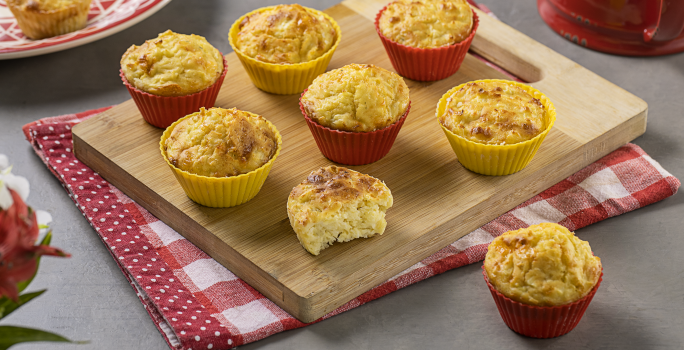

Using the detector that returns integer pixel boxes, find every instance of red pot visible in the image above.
[538,0,684,56]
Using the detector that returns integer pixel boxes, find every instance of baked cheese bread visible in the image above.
[287,166,393,255]
[235,4,337,64]
[301,63,410,132]
[439,80,546,145]
[163,107,278,177]
[10,0,80,11]
[484,223,602,306]
[121,30,224,97]
[7,0,92,39]
[378,0,473,49]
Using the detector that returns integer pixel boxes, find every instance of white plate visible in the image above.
[0,0,171,60]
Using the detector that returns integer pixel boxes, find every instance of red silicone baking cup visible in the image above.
[299,91,410,166]
[482,265,603,338]
[375,6,479,81]
[120,56,228,128]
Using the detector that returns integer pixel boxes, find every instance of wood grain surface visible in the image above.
[72,0,647,322]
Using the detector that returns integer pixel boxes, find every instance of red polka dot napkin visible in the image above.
[22,107,679,349]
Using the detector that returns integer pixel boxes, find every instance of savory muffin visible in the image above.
[234,4,337,64]
[163,107,278,177]
[7,0,92,40]
[121,30,224,97]
[287,166,393,256]
[8,0,84,11]
[301,64,410,132]
[484,223,602,307]
[439,80,546,145]
[378,0,473,49]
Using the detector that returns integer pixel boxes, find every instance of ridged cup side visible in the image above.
[436,79,557,176]
[375,5,479,81]
[159,111,282,208]
[300,91,410,165]
[228,6,342,95]
[483,266,602,338]
[120,57,228,128]
[7,0,91,39]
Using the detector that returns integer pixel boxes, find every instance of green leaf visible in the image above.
[0,325,86,350]
[39,230,52,246]
[0,290,45,319]
[16,231,52,293]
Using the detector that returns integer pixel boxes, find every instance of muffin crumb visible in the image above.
[287,166,393,255]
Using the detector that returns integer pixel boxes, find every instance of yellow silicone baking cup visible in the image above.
[7,0,91,40]
[159,112,283,208]
[437,79,556,176]
[228,6,342,95]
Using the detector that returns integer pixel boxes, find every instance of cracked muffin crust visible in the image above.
[121,30,224,97]
[378,0,473,49]
[484,223,602,306]
[287,166,393,255]
[234,4,337,64]
[300,63,410,132]
[6,0,92,39]
[163,107,278,178]
[439,80,546,145]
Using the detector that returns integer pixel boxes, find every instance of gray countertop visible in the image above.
[1,0,683,349]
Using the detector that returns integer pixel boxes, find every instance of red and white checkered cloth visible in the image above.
[22,107,680,349]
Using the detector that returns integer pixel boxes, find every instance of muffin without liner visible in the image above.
[287,166,393,256]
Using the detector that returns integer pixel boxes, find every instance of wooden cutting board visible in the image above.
[72,0,647,322]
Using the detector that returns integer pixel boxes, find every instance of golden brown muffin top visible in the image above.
[8,0,84,12]
[378,0,473,49]
[234,4,337,64]
[163,107,278,177]
[484,223,602,307]
[301,64,410,132]
[439,80,546,145]
[287,166,393,255]
[288,166,393,224]
[120,30,224,97]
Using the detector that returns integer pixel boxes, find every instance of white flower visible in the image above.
[0,185,11,210]
[36,210,53,234]
[0,155,30,210]
[0,154,8,170]
[36,210,52,226]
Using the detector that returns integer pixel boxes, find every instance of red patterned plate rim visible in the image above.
[0,0,171,59]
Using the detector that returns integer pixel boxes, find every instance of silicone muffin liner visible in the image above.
[228,6,342,95]
[8,0,92,40]
[300,91,410,165]
[159,111,282,208]
[375,5,478,82]
[437,79,556,176]
[121,56,228,129]
[483,266,603,338]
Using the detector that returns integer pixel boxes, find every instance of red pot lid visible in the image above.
[538,0,684,56]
